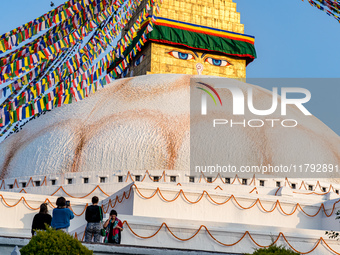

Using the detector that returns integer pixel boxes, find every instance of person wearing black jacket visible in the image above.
[31,203,52,236]
[85,196,103,242]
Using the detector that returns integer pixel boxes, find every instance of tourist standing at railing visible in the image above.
[51,197,74,232]
[84,196,103,242]
[31,203,52,236]
[103,210,123,244]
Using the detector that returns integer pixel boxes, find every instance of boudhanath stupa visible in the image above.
[0,0,340,254]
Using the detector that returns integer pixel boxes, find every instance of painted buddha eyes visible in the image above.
[167,51,195,60]
[205,57,231,67]
[167,50,232,67]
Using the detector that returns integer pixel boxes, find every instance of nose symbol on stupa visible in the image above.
[196,63,204,75]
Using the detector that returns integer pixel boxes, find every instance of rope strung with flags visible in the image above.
[0,0,163,139]
[302,0,340,21]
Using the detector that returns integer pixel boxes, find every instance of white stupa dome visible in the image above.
[0,74,339,180]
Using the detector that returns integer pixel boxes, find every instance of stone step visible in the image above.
[0,236,243,255]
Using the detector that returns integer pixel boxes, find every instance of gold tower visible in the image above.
[116,0,255,79]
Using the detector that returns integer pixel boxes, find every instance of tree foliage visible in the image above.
[247,244,300,255]
[20,227,93,255]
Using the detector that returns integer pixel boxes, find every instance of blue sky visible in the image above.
[1,0,339,78]
[233,0,340,135]
[235,0,340,78]
[0,0,339,135]
[0,1,68,35]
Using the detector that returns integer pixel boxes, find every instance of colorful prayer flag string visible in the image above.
[0,0,162,138]
[302,0,340,21]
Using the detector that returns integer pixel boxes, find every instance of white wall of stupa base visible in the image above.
[2,169,340,195]
[70,214,340,255]
[0,75,339,254]
[1,171,340,254]
[0,191,90,238]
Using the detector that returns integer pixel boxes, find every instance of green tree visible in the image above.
[247,244,300,255]
[20,227,93,255]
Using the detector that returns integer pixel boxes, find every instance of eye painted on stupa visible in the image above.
[205,57,231,67]
[167,51,195,60]
[134,54,145,67]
